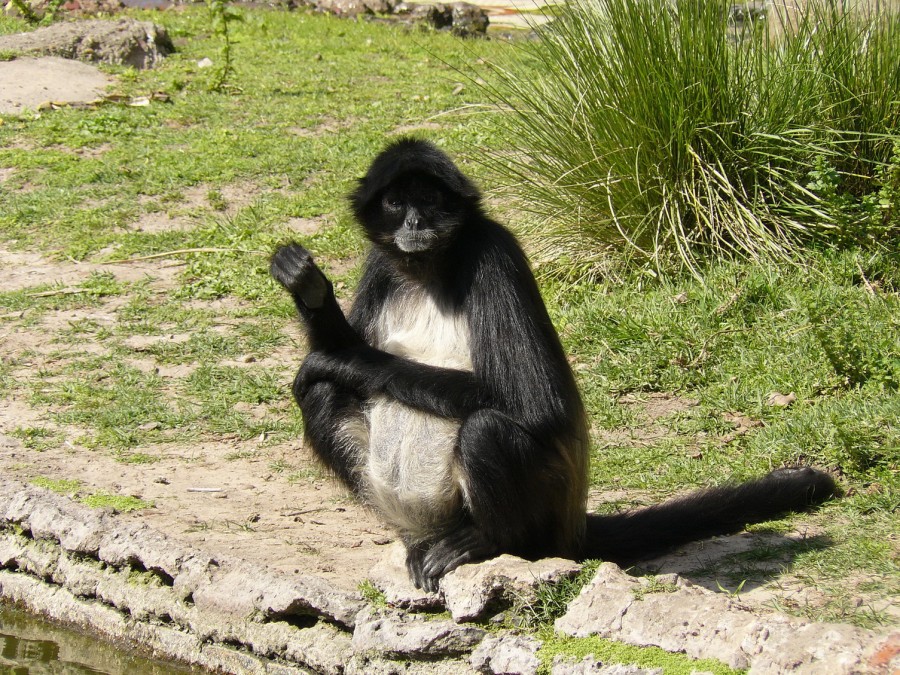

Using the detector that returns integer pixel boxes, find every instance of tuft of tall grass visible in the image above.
[483,0,900,271]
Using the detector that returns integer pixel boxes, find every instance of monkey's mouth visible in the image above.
[394,231,438,253]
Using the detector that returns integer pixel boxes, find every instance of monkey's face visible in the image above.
[367,174,463,255]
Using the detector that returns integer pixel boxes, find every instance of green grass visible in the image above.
[0,4,896,634]
[31,477,83,494]
[10,426,64,451]
[358,579,389,608]
[564,248,899,626]
[0,6,504,453]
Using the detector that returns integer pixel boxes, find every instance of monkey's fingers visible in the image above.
[421,526,495,590]
[270,243,331,311]
[404,542,429,591]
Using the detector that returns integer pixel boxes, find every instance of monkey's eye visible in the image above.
[382,195,404,211]
[419,188,442,207]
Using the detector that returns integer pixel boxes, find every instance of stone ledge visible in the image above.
[556,562,899,674]
[2,477,897,674]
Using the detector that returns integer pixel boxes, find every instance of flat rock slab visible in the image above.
[352,606,485,658]
[0,56,111,114]
[441,554,583,622]
[0,18,173,68]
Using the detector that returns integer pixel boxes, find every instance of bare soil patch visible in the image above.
[0,240,393,592]
[0,248,182,292]
[0,56,112,115]
[0,430,391,590]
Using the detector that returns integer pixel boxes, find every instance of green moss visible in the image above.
[80,492,153,512]
[30,477,82,494]
[538,634,743,675]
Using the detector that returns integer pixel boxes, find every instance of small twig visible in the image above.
[26,288,90,298]
[106,247,263,264]
[186,487,224,493]
[283,507,326,517]
[856,261,877,296]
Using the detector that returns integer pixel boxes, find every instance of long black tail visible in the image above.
[582,467,837,565]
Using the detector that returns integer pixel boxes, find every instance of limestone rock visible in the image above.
[441,554,582,622]
[392,2,487,35]
[470,633,542,675]
[352,606,485,657]
[32,0,125,16]
[394,2,453,28]
[98,521,197,580]
[551,657,662,674]
[449,2,489,36]
[346,653,480,673]
[2,483,105,555]
[556,562,891,674]
[192,562,365,629]
[314,0,394,16]
[362,0,396,12]
[0,532,24,568]
[0,18,173,68]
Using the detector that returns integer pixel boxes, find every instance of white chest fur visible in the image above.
[363,287,472,539]
[374,287,472,370]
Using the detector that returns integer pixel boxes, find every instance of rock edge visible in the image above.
[2,478,897,674]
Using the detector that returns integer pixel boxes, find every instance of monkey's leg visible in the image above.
[413,410,557,591]
[294,376,367,495]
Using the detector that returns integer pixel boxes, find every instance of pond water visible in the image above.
[0,603,195,674]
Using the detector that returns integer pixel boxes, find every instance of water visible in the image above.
[0,603,195,675]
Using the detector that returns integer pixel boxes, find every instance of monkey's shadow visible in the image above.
[630,529,833,595]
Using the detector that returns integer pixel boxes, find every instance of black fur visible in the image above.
[271,139,836,591]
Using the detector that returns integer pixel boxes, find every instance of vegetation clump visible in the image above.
[485,0,900,271]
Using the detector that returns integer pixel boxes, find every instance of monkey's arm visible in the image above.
[270,243,363,352]
[299,348,488,420]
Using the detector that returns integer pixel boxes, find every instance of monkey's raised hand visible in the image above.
[270,243,362,352]
[270,243,332,316]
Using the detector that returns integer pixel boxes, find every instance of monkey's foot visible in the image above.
[405,541,431,591]
[270,243,331,313]
[406,527,497,593]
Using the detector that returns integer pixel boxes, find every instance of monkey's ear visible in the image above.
[350,178,376,220]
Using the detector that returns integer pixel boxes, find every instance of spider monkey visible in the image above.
[270,138,835,592]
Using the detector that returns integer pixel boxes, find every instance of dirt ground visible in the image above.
[0,56,113,115]
[0,248,869,630]
[0,49,395,586]
[0,250,395,591]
